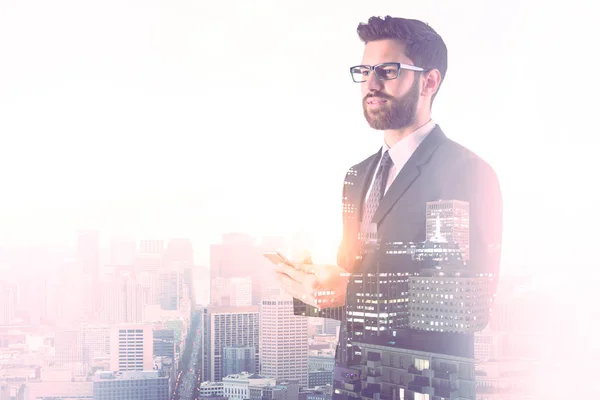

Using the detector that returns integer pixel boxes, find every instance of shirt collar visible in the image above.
[382,119,437,167]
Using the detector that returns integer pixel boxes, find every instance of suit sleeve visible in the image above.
[337,170,351,271]
[292,171,350,321]
[445,155,503,295]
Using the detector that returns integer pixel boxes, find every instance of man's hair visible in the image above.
[357,16,448,101]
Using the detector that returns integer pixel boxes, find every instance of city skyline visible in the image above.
[0,220,595,398]
[0,228,547,279]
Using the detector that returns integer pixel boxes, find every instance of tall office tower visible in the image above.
[194,265,211,306]
[136,240,164,271]
[55,325,111,375]
[198,306,260,382]
[109,324,153,372]
[211,277,252,307]
[158,267,184,311]
[164,238,194,266]
[413,222,464,269]
[337,343,477,400]
[409,212,493,335]
[136,271,160,306]
[100,272,145,324]
[153,329,176,359]
[259,287,308,387]
[110,238,136,267]
[342,241,416,366]
[292,242,416,343]
[210,233,272,305]
[223,345,256,376]
[321,198,490,399]
[408,272,493,334]
[229,277,252,307]
[54,329,83,373]
[211,277,229,306]
[426,200,470,262]
[0,281,16,325]
[81,325,111,368]
[323,318,341,336]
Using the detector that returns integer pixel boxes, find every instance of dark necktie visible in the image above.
[359,150,394,243]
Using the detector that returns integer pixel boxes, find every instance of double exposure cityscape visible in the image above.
[0,1,596,399]
[1,199,587,399]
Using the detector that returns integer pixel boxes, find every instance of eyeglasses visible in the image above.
[350,62,428,83]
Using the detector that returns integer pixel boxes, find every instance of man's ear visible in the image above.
[422,69,442,98]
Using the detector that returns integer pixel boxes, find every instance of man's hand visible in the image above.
[275,262,349,309]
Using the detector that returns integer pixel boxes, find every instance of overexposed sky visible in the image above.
[0,0,596,271]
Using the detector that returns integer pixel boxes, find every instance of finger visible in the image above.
[299,263,317,275]
[274,262,298,277]
[275,263,307,283]
[276,272,306,295]
[276,272,305,300]
[276,269,318,290]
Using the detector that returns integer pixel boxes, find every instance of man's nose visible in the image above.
[366,70,383,92]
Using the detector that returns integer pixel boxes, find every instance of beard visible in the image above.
[362,78,420,130]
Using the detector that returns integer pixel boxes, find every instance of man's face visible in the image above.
[360,39,422,130]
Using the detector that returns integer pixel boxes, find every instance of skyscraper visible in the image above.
[410,204,493,335]
[223,345,256,376]
[109,324,153,372]
[333,200,493,399]
[426,200,470,262]
[260,287,308,387]
[100,272,145,324]
[55,325,111,375]
[136,240,164,271]
[199,306,260,382]
[158,267,184,311]
[211,277,252,307]
[210,233,271,305]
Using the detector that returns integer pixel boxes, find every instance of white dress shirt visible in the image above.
[365,119,437,200]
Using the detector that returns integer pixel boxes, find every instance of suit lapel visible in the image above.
[356,151,382,221]
[371,126,447,225]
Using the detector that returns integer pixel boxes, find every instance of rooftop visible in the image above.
[94,370,166,381]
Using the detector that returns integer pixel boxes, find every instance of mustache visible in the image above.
[364,91,393,101]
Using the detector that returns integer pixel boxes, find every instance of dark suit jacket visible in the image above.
[338,124,502,276]
[293,124,503,355]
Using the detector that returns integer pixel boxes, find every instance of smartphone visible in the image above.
[262,251,296,268]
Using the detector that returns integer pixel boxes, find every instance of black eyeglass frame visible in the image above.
[350,62,429,83]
